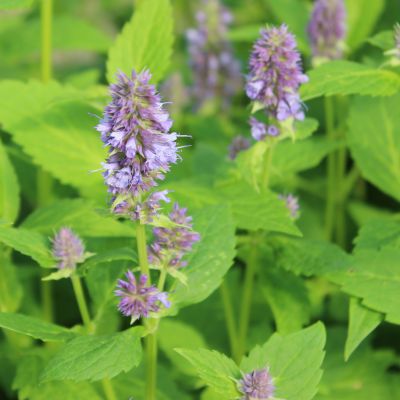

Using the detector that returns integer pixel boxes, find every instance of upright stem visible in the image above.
[136,223,150,278]
[71,275,93,333]
[39,0,54,320]
[70,275,117,400]
[324,96,336,241]
[336,145,347,247]
[220,281,238,360]
[136,222,157,400]
[237,242,258,362]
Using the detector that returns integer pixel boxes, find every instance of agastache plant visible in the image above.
[246,24,308,140]
[97,68,199,400]
[186,0,242,109]
[239,369,275,400]
[308,0,347,63]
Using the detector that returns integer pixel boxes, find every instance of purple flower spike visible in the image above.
[96,70,179,215]
[148,203,200,269]
[115,271,170,323]
[279,193,300,219]
[308,0,346,61]
[186,0,242,108]
[250,117,280,141]
[52,227,86,270]
[228,135,251,160]
[239,369,275,399]
[246,25,308,122]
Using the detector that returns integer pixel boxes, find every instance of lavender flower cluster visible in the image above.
[52,227,86,270]
[308,0,346,62]
[246,24,308,141]
[186,0,241,108]
[239,368,275,399]
[96,70,178,221]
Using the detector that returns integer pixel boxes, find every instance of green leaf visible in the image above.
[21,199,135,237]
[13,355,102,400]
[264,0,310,54]
[0,80,105,199]
[348,95,400,201]
[0,0,33,9]
[300,61,400,101]
[271,137,339,182]
[172,205,235,309]
[345,0,385,51]
[175,348,241,398]
[84,247,137,269]
[106,0,174,83]
[368,30,394,51]
[339,248,400,324]
[0,312,76,342]
[41,327,143,382]
[274,238,351,280]
[345,298,383,361]
[0,140,19,224]
[0,261,22,312]
[241,323,326,400]
[316,329,396,400]
[348,201,393,227]
[158,319,207,376]
[0,226,53,268]
[262,268,311,334]
[221,181,301,236]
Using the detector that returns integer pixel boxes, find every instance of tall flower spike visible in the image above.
[246,24,308,124]
[115,271,170,323]
[148,203,200,269]
[308,0,346,61]
[96,70,179,217]
[186,0,242,108]
[52,227,86,270]
[239,369,275,400]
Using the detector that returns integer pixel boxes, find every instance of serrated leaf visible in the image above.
[41,327,143,382]
[21,199,135,237]
[300,61,400,101]
[158,319,207,377]
[221,181,301,236]
[262,268,311,334]
[0,226,53,268]
[175,348,241,398]
[0,313,76,342]
[241,323,326,400]
[345,298,383,361]
[172,205,235,308]
[0,139,19,223]
[345,0,385,51]
[348,95,400,201]
[106,0,173,83]
[339,248,400,324]
[0,80,105,199]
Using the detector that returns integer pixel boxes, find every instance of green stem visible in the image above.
[157,267,168,291]
[70,275,93,333]
[335,145,347,247]
[220,281,238,360]
[135,222,157,399]
[136,223,150,279]
[146,333,158,400]
[237,242,258,362]
[70,275,117,400]
[261,144,274,190]
[324,96,336,241]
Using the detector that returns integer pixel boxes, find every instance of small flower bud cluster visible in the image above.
[186,0,242,108]
[148,203,200,269]
[308,0,346,62]
[52,227,86,270]
[239,368,275,399]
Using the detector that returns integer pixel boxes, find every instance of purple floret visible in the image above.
[308,0,346,60]
[246,24,308,122]
[239,369,275,399]
[115,271,170,323]
[148,203,200,269]
[228,135,251,160]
